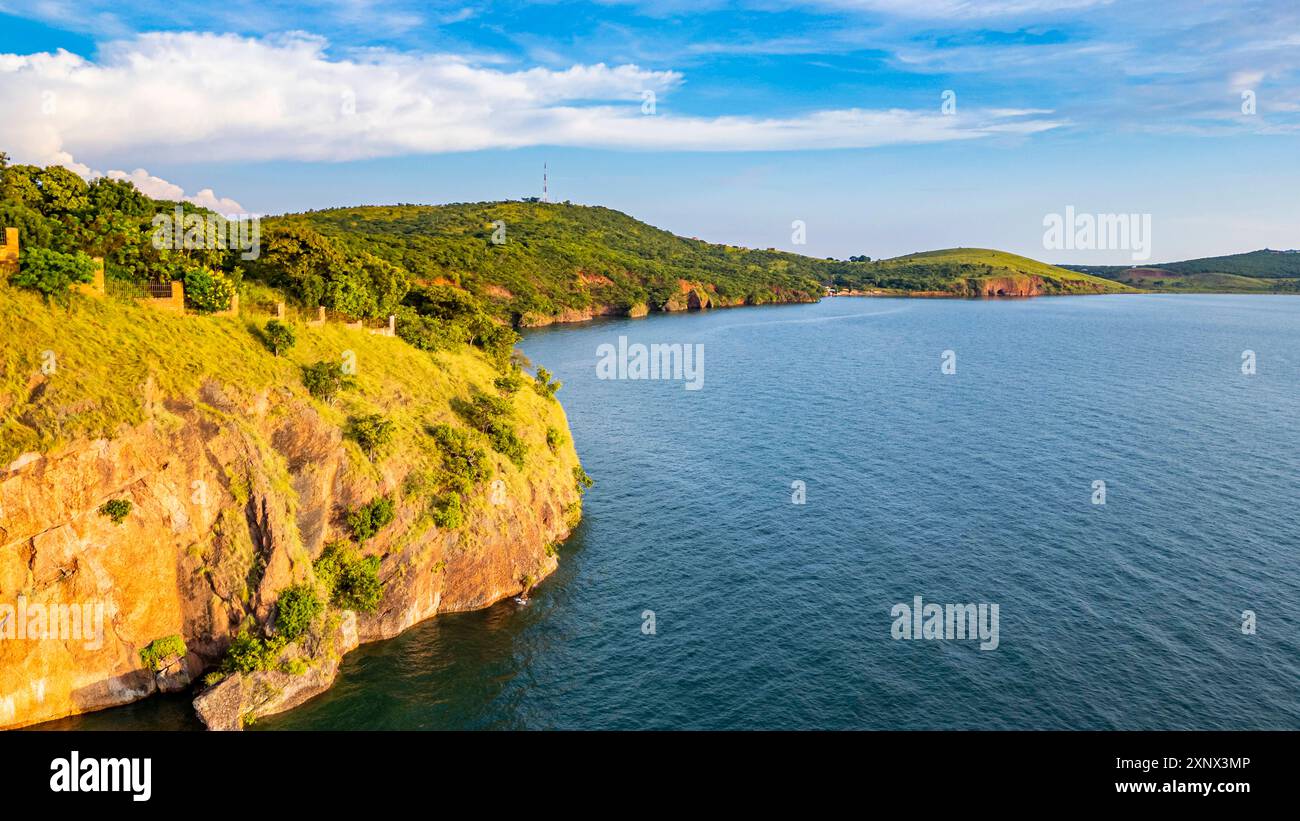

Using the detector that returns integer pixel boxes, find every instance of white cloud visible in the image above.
[0,31,1060,166]
[105,168,245,213]
[812,0,1110,17]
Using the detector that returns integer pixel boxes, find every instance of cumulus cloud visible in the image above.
[0,31,1059,166]
[812,0,1110,17]
[105,169,245,213]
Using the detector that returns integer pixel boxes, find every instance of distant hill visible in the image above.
[828,247,1133,296]
[279,205,1131,324]
[1062,249,1300,293]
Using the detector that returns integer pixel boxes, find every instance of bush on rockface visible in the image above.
[428,423,492,489]
[458,394,526,468]
[222,630,285,674]
[275,584,324,642]
[138,635,187,673]
[546,426,564,453]
[314,542,383,614]
[431,493,464,530]
[97,498,132,524]
[574,465,594,494]
[347,413,394,460]
[347,496,395,544]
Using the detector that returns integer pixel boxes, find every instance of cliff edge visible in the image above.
[0,287,584,729]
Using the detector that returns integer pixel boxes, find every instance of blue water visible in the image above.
[55,295,1300,729]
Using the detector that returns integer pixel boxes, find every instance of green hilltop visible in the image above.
[842,247,1131,295]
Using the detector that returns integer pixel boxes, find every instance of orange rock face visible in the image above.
[0,379,579,729]
[969,276,1047,297]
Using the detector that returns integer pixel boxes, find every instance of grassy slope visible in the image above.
[1114,269,1280,292]
[1062,250,1300,293]
[1159,250,1300,278]
[0,287,571,515]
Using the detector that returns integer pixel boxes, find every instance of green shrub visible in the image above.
[428,424,491,486]
[564,500,582,529]
[312,542,347,593]
[574,465,594,494]
[494,371,524,395]
[263,319,296,356]
[314,542,384,614]
[490,427,526,468]
[348,413,394,460]
[459,395,526,468]
[431,493,464,530]
[97,498,132,524]
[546,426,564,453]
[533,367,562,399]
[138,635,187,672]
[347,496,395,543]
[301,360,355,403]
[394,306,466,352]
[222,630,285,674]
[183,266,236,313]
[14,247,94,302]
[280,657,309,676]
[202,671,227,688]
[459,393,510,429]
[275,583,323,642]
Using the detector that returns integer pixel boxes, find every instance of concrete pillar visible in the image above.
[0,227,18,280]
[74,257,106,298]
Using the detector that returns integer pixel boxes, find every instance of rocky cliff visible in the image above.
[0,290,582,730]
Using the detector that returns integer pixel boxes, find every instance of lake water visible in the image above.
[49,295,1300,730]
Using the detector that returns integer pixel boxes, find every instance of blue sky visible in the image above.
[0,0,1297,262]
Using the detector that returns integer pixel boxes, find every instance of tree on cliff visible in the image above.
[263,319,296,356]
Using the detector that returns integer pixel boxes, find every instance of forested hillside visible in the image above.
[284,202,824,324]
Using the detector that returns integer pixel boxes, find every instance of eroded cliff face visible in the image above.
[966,276,1047,297]
[955,274,1118,297]
[832,274,1119,298]
[0,377,579,730]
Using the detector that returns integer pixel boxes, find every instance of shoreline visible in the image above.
[520,288,1300,334]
